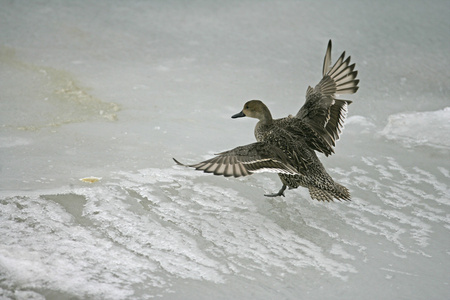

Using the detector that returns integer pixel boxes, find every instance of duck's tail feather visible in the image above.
[308,183,351,202]
[308,186,334,202]
[333,182,351,201]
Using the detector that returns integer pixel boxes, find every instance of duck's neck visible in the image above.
[255,112,273,141]
[259,105,273,125]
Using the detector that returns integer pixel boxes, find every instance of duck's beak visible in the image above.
[232,111,246,118]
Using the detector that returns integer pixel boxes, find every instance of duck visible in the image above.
[173,40,359,201]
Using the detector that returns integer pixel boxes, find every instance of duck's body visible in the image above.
[174,40,359,201]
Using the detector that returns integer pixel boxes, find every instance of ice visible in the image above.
[381,107,450,148]
[1,0,449,299]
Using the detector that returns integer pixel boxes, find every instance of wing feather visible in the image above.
[173,142,300,178]
[295,40,358,156]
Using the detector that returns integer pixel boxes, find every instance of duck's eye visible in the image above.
[245,105,249,109]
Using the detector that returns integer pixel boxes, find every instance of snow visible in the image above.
[1,0,449,299]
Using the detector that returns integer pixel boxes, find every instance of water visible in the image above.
[1,1,449,299]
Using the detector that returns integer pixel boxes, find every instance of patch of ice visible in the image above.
[346,115,376,128]
[330,244,356,260]
[380,107,450,148]
[0,195,165,300]
[1,154,449,298]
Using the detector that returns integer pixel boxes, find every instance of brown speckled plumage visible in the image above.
[174,40,359,201]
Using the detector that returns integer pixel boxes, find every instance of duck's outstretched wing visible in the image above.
[296,40,359,156]
[173,142,299,178]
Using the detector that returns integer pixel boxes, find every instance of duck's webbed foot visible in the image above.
[264,184,287,197]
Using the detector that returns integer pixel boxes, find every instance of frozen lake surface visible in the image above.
[1,1,449,299]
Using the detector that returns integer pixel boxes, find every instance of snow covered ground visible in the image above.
[1,1,449,299]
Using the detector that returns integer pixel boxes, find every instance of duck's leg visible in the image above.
[264,184,287,197]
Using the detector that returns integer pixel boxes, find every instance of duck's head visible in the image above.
[232,100,272,122]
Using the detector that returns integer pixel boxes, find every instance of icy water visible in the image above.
[1,1,449,299]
